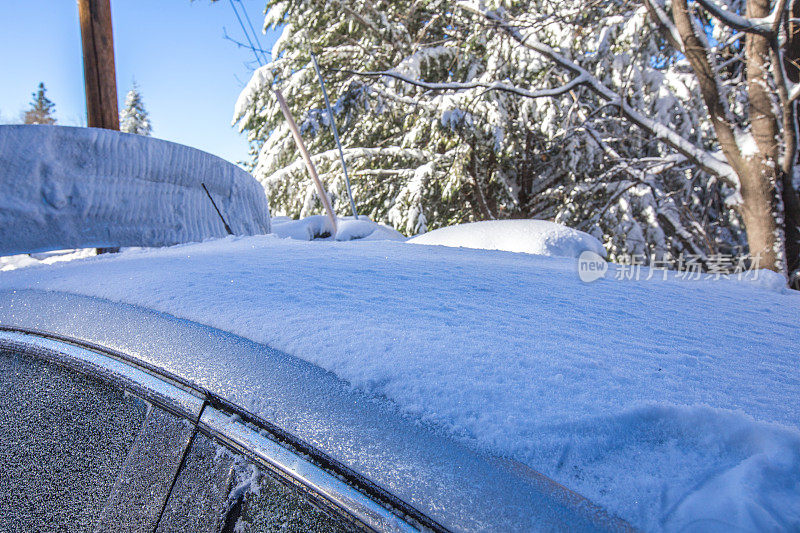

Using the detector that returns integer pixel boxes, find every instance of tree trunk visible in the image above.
[740,0,787,275]
[781,170,800,285]
[737,161,784,272]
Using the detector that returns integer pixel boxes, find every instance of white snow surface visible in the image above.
[0,216,402,271]
[408,219,607,258]
[0,125,270,256]
[1,236,798,531]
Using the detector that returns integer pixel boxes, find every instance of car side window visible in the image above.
[0,348,148,531]
[221,461,363,533]
[156,432,237,533]
[0,338,412,533]
[158,431,362,533]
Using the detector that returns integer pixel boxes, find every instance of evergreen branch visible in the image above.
[457,1,739,187]
[261,146,438,184]
[340,68,588,99]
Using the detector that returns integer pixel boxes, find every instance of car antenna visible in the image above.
[201,183,234,235]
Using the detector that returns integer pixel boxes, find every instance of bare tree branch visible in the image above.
[642,0,684,52]
[671,0,745,175]
[770,43,797,174]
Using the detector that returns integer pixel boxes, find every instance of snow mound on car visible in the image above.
[407,219,605,258]
[271,215,406,241]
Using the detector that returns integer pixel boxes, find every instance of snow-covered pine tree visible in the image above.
[120,83,152,136]
[23,82,56,125]
[234,0,748,267]
[467,0,800,280]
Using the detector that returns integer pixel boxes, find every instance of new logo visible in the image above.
[578,251,607,282]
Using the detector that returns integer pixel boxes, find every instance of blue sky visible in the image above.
[0,0,279,165]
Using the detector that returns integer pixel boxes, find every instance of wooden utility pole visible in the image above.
[274,89,338,234]
[78,0,119,130]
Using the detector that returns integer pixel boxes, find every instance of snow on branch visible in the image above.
[694,0,780,35]
[343,69,588,99]
[368,82,440,110]
[456,1,739,187]
[642,0,684,53]
[262,146,437,184]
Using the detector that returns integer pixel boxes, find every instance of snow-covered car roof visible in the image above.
[0,289,624,532]
[1,236,798,531]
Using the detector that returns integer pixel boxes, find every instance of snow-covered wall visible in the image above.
[0,125,270,255]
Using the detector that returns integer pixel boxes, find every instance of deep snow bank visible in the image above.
[407,219,606,258]
[0,125,270,255]
[0,237,798,530]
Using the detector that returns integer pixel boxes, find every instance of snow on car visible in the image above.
[0,125,270,256]
[407,219,606,259]
[1,234,798,531]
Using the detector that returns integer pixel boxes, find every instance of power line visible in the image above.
[222,26,271,63]
[238,0,268,60]
[227,0,266,66]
